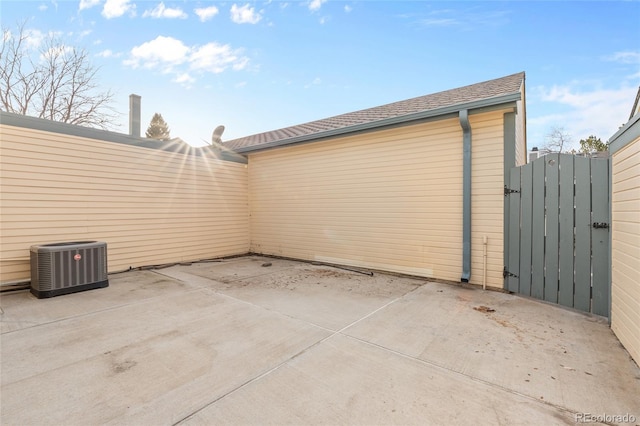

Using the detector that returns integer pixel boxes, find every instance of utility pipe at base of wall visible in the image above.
[483,235,488,290]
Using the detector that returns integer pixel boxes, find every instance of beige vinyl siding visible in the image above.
[249,111,508,287]
[469,111,506,288]
[0,124,249,284]
[515,98,527,166]
[611,136,640,365]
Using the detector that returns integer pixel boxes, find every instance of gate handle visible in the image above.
[592,222,609,229]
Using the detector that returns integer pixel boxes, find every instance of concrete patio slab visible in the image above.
[344,282,640,420]
[181,333,577,426]
[162,261,422,331]
[0,270,190,334]
[1,255,639,426]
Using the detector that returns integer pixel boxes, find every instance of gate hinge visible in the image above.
[503,266,518,279]
[504,185,520,196]
[592,222,609,229]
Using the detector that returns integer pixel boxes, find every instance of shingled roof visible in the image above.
[224,72,525,153]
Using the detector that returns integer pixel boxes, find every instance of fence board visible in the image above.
[558,155,575,308]
[544,154,560,303]
[531,159,545,299]
[519,162,533,295]
[507,153,610,317]
[591,159,609,316]
[574,157,592,312]
[507,167,521,292]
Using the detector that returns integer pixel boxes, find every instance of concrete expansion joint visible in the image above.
[342,333,582,420]
[173,275,416,425]
[152,268,335,333]
[0,286,190,336]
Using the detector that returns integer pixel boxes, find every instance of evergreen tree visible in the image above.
[145,113,171,140]
[579,135,607,154]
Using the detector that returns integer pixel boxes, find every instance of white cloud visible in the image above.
[77,29,93,39]
[230,4,262,24]
[23,29,45,49]
[308,0,326,12]
[416,9,509,29]
[79,0,100,11]
[174,73,195,85]
[190,42,248,73]
[143,2,187,19]
[102,0,135,19]
[530,83,637,148]
[420,18,458,27]
[304,77,322,88]
[344,5,352,13]
[96,49,119,58]
[41,45,75,61]
[124,36,249,85]
[194,6,219,22]
[124,36,190,69]
[604,51,640,64]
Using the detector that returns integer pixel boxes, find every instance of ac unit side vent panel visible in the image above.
[30,241,109,299]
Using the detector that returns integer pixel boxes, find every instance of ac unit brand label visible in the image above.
[74,254,82,261]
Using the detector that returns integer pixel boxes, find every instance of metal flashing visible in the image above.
[0,110,248,164]
[608,113,640,154]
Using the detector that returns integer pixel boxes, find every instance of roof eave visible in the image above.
[233,91,522,154]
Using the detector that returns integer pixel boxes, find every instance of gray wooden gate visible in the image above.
[505,153,610,316]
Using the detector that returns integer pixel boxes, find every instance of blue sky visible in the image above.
[1,1,639,149]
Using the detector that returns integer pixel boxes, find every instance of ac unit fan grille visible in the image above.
[30,241,109,298]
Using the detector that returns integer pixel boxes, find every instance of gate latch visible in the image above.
[503,266,518,279]
[504,186,520,196]
[592,222,609,229]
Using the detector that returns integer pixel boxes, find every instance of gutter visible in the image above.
[459,109,472,282]
[231,92,521,154]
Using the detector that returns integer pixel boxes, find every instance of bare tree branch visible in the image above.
[0,22,118,129]
[543,126,572,153]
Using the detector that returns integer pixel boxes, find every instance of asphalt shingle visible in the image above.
[223,72,525,152]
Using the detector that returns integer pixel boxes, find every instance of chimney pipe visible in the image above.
[129,94,141,137]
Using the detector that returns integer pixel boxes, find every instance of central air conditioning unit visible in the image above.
[30,241,109,299]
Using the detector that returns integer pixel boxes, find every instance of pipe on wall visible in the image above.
[459,109,472,282]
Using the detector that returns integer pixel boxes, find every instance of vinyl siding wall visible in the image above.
[248,110,508,287]
[0,124,249,284]
[470,111,507,287]
[610,135,640,365]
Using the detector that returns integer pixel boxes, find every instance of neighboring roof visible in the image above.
[224,72,525,153]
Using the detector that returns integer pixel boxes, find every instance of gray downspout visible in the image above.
[460,109,472,282]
